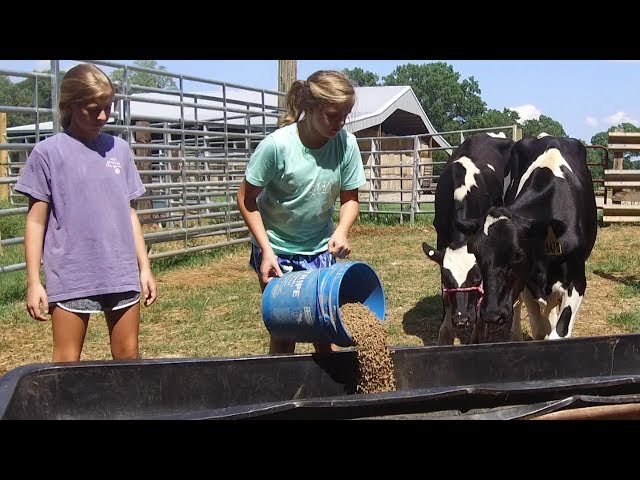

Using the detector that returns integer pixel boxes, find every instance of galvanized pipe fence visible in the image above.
[0,61,605,274]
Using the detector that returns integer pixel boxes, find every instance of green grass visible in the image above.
[619,283,640,297]
[0,199,26,239]
[2,218,640,377]
[0,200,29,312]
[0,249,27,315]
[151,242,249,274]
[611,311,640,331]
[356,207,435,227]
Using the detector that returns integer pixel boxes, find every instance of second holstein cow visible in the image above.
[456,135,597,340]
[422,132,514,344]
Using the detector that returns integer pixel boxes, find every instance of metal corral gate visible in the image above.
[0,60,287,273]
[0,61,607,274]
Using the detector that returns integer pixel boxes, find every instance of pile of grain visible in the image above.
[339,302,396,394]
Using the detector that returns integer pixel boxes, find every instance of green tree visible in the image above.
[589,123,640,174]
[585,130,607,184]
[521,115,566,138]
[0,76,15,110]
[590,130,608,147]
[110,60,177,90]
[0,70,63,128]
[382,62,486,137]
[343,67,379,86]
[464,108,521,136]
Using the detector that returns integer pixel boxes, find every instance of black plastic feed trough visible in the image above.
[2,333,640,420]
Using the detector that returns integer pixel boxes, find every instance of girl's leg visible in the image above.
[50,306,90,362]
[105,302,140,360]
[269,336,296,354]
[312,342,339,353]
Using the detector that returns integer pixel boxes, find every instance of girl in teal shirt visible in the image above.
[237,70,366,354]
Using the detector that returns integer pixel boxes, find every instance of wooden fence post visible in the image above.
[278,61,297,109]
[0,113,8,202]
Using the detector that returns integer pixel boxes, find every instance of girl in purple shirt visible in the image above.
[15,63,157,362]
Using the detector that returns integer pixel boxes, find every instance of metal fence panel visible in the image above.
[1,61,604,274]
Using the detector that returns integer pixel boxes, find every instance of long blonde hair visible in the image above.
[277,70,355,128]
[59,63,114,129]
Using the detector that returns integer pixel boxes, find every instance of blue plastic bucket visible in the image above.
[261,261,386,347]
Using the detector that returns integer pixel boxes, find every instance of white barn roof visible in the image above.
[7,85,451,148]
[348,86,448,142]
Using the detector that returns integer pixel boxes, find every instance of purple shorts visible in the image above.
[249,243,335,275]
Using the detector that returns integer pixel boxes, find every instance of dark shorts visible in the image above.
[52,291,141,314]
[249,243,335,275]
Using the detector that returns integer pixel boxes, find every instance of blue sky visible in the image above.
[1,59,638,142]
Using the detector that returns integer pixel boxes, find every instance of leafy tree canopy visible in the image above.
[464,108,521,134]
[110,60,177,90]
[591,122,640,147]
[521,115,566,138]
[345,63,584,144]
[588,122,640,174]
[0,69,63,127]
[382,62,486,133]
[344,67,380,86]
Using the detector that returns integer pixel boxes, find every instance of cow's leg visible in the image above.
[470,318,483,343]
[510,296,523,341]
[543,303,560,339]
[537,280,576,340]
[549,283,584,339]
[438,304,454,345]
[521,287,551,340]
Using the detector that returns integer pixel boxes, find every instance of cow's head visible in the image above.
[455,206,566,326]
[422,241,483,328]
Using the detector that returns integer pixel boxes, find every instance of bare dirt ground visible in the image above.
[1,222,637,377]
[571,275,628,338]
[162,254,628,342]
[158,223,636,344]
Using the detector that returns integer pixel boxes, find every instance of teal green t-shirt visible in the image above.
[245,123,366,255]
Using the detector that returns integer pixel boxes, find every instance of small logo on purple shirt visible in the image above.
[106,158,122,174]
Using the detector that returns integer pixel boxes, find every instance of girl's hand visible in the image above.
[140,268,157,307]
[26,283,49,321]
[261,251,283,285]
[328,232,351,259]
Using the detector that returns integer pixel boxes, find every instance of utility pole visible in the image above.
[278,60,297,109]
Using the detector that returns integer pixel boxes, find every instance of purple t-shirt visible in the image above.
[15,131,146,303]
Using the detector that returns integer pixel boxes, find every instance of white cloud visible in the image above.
[34,60,50,71]
[585,116,599,127]
[509,104,541,124]
[604,111,640,128]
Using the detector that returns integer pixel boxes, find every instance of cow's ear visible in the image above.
[550,219,567,238]
[523,218,567,240]
[422,242,445,265]
[519,217,546,239]
[455,218,482,237]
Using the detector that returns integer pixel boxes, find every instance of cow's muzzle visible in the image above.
[443,282,484,314]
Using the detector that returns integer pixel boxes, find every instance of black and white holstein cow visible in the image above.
[422,132,514,345]
[456,134,598,341]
